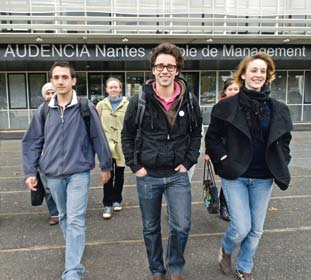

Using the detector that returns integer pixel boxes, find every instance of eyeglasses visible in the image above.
[154,64,177,72]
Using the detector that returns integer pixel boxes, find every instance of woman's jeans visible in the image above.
[103,159,125,206]
[39,172,58,217]
[47,171,90,280]
[136,172,191,276]
[221,177,273,273]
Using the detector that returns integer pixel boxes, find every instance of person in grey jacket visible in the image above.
[22,61,112,280]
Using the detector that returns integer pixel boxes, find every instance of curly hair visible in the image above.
[233,52,275,87]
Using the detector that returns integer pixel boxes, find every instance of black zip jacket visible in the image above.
[122,78,202,177]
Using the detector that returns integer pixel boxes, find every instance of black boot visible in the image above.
[220,203,230,221]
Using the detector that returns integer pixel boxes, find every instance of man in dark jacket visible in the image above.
[22,61,112,280]
[122,42,202,280]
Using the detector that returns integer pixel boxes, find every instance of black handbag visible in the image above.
[31,172,46,206]
[203,159,219,214]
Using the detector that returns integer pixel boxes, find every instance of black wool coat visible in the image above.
[205,94,293,190]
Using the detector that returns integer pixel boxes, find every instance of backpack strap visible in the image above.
[134,90,146,165]
[41,101,50,134]
[78,97,91,141]
[186,92,197,133]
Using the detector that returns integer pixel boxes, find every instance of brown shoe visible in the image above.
[171,274,184,280]
[235,269,254,280]
[152,276,165,280]
[218,247,231,274]
[49,216,59,226]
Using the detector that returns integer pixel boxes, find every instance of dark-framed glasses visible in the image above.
[154,64,177,72]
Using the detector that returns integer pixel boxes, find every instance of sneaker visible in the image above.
[112,202,123,212]
[219,247,231,274]
[235,269,254,280]
[103,207,112,219]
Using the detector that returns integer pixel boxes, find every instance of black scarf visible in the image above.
[239,85,271,141]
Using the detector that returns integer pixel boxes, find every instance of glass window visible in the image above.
[75,72,87,97]
[287,71,304,104]
[8,74,27,109]
[200,72,217,105]
[126,72,144,97]
[270,71,286,103]
[0,73,7,109]
[303,105,311,121]
[9,110,29,129]
[304,71,311,103]
[201,106,213,125]
[0,111,9,129]
[288,105,302,121]
[183,72,200,98]
[29,73,47,108]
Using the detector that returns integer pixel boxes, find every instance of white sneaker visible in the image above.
[103,207,112,219]
[112,202,122,212]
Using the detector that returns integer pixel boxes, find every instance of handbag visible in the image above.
[203,159,219,214]
[31,172,46,206]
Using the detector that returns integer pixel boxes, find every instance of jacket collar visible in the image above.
[103,96,127,110]
[48,90,78,108]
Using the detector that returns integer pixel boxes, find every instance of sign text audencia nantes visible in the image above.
[0,44,307,61]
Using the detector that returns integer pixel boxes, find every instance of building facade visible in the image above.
[1,0,311,130]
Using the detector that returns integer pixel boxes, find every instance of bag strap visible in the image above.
[207,160,216,187]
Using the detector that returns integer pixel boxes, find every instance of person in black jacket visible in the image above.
[122,42,202,280]
[205,53,292,280]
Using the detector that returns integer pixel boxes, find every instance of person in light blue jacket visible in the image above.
[22,61,112,280]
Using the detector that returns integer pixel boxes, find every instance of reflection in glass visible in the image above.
[271,71,286,103]
[200,72,217,105]
[201,106,213,125]
[75,72,87,97]
[288,105,302,121]
[8,74,27,109]
[287,71,304,104]
[29,73,46,108]
[0,73,7,109]
[0,111,9,129]
[9,110,29,129]
[304,71,311,103]
[126,72,144,97]
[303,105,311,121]
[183,72,200,98]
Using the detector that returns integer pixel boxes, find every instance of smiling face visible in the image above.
[152,53,179,89]
[50,66,76,97]
[242,59,267,92]
[106,79,122,99]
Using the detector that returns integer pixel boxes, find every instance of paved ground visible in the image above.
[0,131,310,280]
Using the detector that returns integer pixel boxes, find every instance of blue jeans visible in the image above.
[136,172,191,276]
[221,177,273,273]
[47,172,90,280]
[39,172,58,217]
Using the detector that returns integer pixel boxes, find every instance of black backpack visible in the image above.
[133,90,198,164]
[41,97,91,139]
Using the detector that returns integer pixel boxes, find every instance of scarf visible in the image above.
[239,85,271,142]
[108,95,123,111]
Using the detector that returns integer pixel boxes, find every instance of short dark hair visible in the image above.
[150,42,183,71]
[49,61,76,79]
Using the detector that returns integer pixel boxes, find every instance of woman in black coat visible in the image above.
[205,52,292,280]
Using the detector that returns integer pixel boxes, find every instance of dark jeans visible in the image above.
[103,159,125,207]
[136,172,191,276]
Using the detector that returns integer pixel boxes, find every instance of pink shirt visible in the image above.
[152,82,181,111]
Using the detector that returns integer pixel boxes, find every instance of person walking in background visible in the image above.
[39,82,59,225]
[205,53,292,280]
[205,78,240,222]
[122,42,202,280]
[96,77,129,219]
[22,61,112,280]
